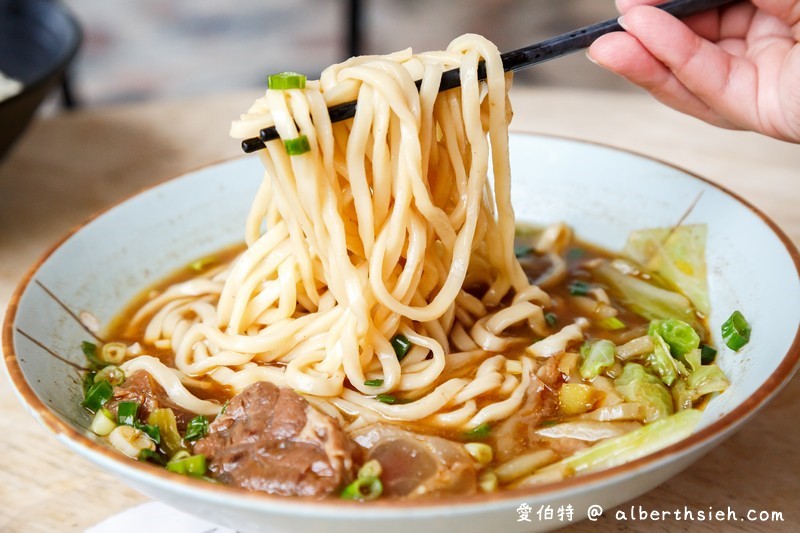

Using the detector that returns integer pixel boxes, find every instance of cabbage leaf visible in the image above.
[516,409,702,485]
[644,333,680,386]
[579,340,616,380]
[624,224,710,315]
[592,261,704,335]
[614,363,673,422]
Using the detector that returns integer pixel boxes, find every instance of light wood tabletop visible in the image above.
[0,87,798,532]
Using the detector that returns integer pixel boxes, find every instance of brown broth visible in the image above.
[101,229,712,487]
[105,243,245,403]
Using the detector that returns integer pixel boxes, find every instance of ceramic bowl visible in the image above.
[3,134,799,532]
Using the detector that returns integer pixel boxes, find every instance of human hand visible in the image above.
[587,0,800,142]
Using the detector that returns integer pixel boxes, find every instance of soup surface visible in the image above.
[79,224,728,499]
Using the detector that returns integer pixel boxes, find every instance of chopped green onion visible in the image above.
[721,311,751,351]
[100,342,127,365]
[138,448,167,465]
[390,334,412,361]
[539,420,558,428]
[184,454,207,476]
[544,312,557,327]
[219,400,230,415]
[188,256,216,272]
[117,401,139,426]
[283,135,310,156]
[90,408,117,436]
[376,394,400,404]
[568,280,591,296]
[167,454,207,476]
[82,340,97,358]
[170,450,192,463]
[82,341,105,369]
[268,71,307,90]
[478,471,498,492]
[700,343,717,365]
[514,245,533,258]
[464,442,493,465]
[95,365,125,386]
[134,422,161,445]
[184,415,209,441]
[358,460,382,479]
[463,423,492,440]
[566,248,586,261]
[364,379,384,387]
[599,316,626,330]
[82,371,97,396]
[340,476,383,501]
[81,379,113,412]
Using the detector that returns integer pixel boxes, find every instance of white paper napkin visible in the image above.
[86,501,237,533]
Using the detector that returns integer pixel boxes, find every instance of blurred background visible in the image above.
[60,0,632,106]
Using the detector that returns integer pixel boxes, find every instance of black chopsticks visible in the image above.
[242,0,737,153]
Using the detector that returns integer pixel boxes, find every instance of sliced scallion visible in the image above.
[138,448,166,466]
[167,453,207,476]
[364,379,384,387]
[463,423,491,440]
[134,422,161,445]
[82,341,105,369]
[184,415,209,441]
[390,334,412,361]
[283,135,310,156]
[700,343,717,365]
[95,365,125,386]
[82,371,97,396]
[81,340,97,358]
[90,408,117,436]
[599,316,626,330]
[721,311,750,351]
[81,379,113,412]
[268,71,307,90]
[376,394,400,405]
[117,401,139,426]
[544,312,557,327]
[464,442,493,465]
[340,476,383,501]
[358,460,382,479]
[568,280,590,296]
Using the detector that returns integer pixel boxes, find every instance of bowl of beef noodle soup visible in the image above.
[4,36,800,533]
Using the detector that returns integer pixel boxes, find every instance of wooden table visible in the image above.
[0,88,798,532]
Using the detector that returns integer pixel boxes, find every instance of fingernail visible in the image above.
[585,50,599,65]
[617,15,629,31]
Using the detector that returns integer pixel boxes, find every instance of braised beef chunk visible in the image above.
[193,381,353,497]
[106,370,194,430]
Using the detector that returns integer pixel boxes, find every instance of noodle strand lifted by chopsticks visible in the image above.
[121,34,570,429]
